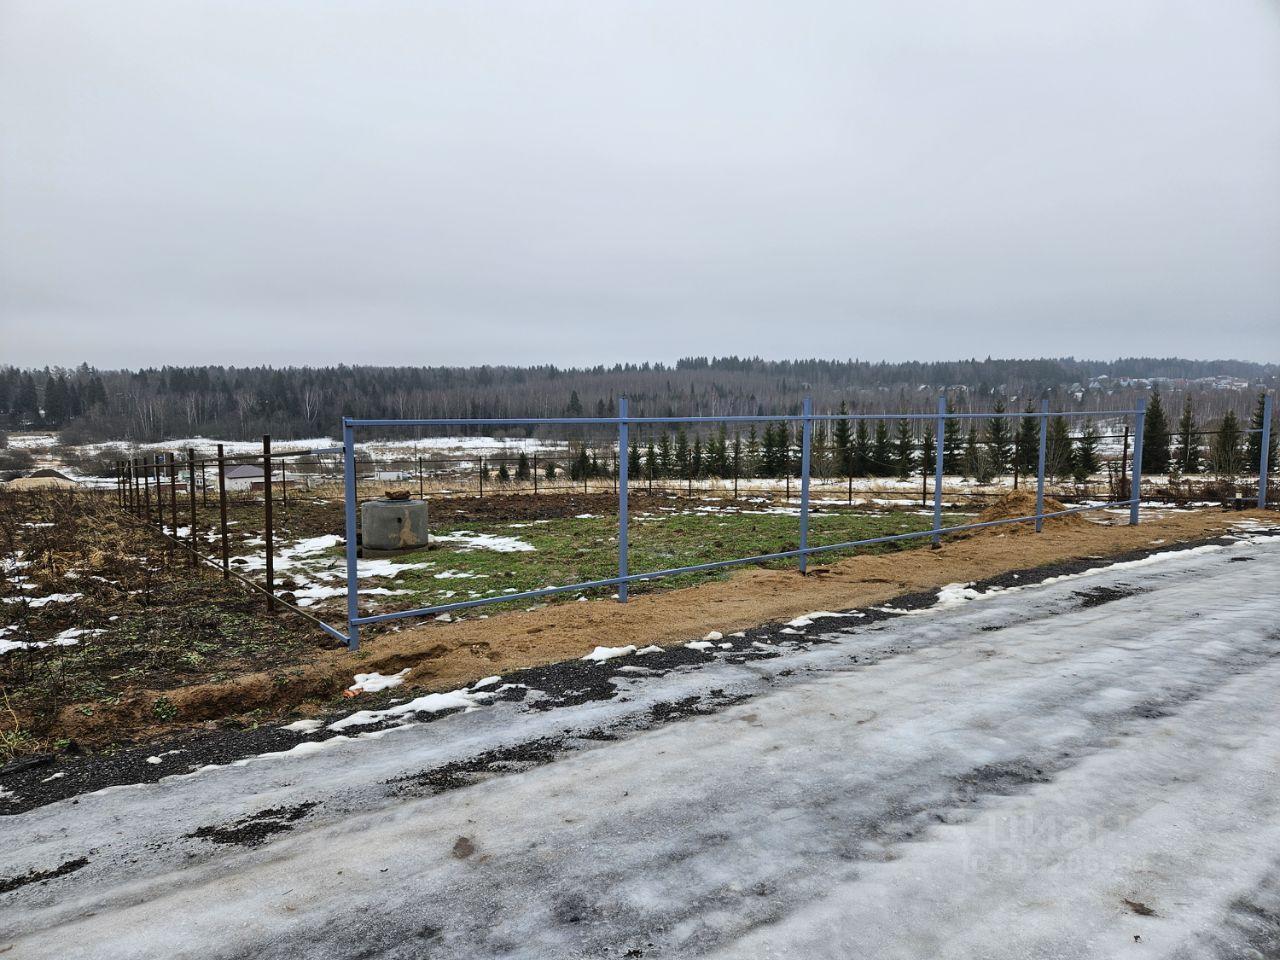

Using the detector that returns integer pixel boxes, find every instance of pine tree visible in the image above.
[1174,397,1200,474]
[832,402,852,476]
[986,400,1013,477]
[745,425,760,476]
[1047,416,1072,481]
[497,463,511,482]
[657,432,673,477]
[644,438,658,479]
[544,458,558,480]
[731,432,743,480]
[1245,392,1278,476]
[871,421,892,477]
[894,420,915,480]
[566,390,584,416]
[516,451,531,480]
[1141,388,1171,474]
[963,425,985,481]
[1211,411,1244,477]
[690,435,704,478]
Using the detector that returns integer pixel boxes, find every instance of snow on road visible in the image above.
[3,533,1280,959]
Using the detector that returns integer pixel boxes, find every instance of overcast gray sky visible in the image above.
[2,0,1278,369]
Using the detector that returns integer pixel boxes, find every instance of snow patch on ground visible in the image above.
[349,669,410,694]
[581,645,636,663]
[327,688,495,731]
[431,531,536,553]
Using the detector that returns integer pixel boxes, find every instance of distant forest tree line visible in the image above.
[1,358,1274,442]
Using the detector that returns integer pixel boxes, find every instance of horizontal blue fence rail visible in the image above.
[323,393,1249,651]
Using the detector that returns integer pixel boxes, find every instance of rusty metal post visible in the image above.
[479,456,484,498]
[533,454,539,494]
[201,460,208,506]
[168,453,180,546]
[418,455,424,498]
[187,447,198,567]
[141,457,151,521]
[217,444,230,579]
[263,434,275,612]
[154,455,165,529]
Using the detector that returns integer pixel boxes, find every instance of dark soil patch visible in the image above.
[0,856,89,894]
[1074,585,1143,608]
[185,801,317,847]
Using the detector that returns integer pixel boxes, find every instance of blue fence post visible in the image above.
[1035,398,1049,533]
[1130,398,1146,525]
[618,397,629,601]
[1259,393,1273,510]
[798,397,813,573]
[342,419,360,650]
[931,393,945,547]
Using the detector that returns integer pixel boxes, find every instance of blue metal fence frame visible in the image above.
[329,397,1160,650]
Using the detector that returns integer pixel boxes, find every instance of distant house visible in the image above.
[221,464,264,492]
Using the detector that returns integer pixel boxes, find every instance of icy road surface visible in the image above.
[4,534,1280,959]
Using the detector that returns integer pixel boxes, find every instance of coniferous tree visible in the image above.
[628,436,641,476]
[731,432,742,480]
[942,399,963,474]
[963,424,983,481]
[1211,411,1244,477]
[986,400,1013,477]
[690,435,703,478]
[1013,402,1039,487]
[852,420,871,477]
[566,390,584,416]
[1245,392,1278,476]
[1073,420,1099,483]
[1174,397,1200,474]
[515,451,531,481]
[1046,415,1073,481]
[832,402,853,477]
[497,462,511,482]
[674,427,691,478]
[894,420,915,480]
[644,437,658,479]
[920,425,937,475]
[657,432,673,477]
[871,421,893,477]
[1141,388,1171,474]
[544,458,558,480]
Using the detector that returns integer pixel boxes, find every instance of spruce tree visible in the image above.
[942,399,963,474]
[1141,388,1171,474]
[497,463,511,482]
[1014,403,1039,487]
[1073,420,1099,482]
[644,438,658,479]
[690,435,703,478]
[674,427,690,479]
[852,420,871,477]
[1047,416,1073,481]
[963,424,983,481]
[1174,397,1200,474]
[894,420,915,480]
[544,458,558,480]
[657,432,673,477]
[1245,392,1278,476]
[628,436,641,476]
[872,421,892,477]
[1211,411,1244,477]
[986,400,1013,477]
[516,451,531,481]
[832,402,852,476]
[920,425,937,475]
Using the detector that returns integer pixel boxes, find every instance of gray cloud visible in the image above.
[2,0,1278,366]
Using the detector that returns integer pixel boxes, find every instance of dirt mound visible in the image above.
[974,490,1089,530]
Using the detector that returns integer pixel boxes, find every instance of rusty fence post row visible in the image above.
[263,434,275,612]
[217,443,230,579]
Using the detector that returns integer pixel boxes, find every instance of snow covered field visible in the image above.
[2,530,1279,958]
